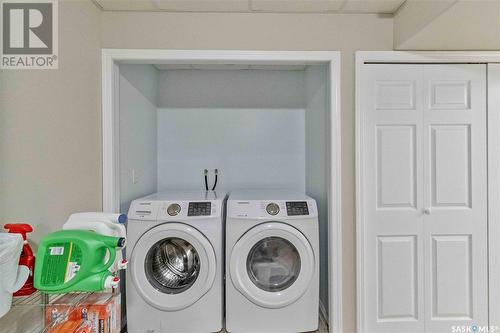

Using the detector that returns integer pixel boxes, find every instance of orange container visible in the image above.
[45,293,121,333]
[47,320,92,333]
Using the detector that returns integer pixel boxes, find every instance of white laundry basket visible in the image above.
[0,233,29,318]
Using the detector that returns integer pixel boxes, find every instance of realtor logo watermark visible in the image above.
[451,325,499,333]
[1,0,58,69]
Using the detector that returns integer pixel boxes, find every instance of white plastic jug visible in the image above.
[63,212,127,272]
[0,233,29,318]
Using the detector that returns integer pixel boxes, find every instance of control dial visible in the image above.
[167,203,181,216]
[266,203,280,216]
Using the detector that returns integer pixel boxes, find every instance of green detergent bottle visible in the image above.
[34,230,126,293]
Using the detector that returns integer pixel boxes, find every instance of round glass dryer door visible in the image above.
[230,222,315,309]
[247,237,301,292]
[131,223,216,311]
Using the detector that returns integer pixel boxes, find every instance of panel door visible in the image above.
[360,64,488,333]
[362,64,425,332]
[422,65,488,332]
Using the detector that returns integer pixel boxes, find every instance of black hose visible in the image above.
[204,174,209,191]
[212,174,218,191]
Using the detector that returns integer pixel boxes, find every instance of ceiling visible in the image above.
[94,0,407,13]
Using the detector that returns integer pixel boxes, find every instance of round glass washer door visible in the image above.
[230,222,315,309]
[131,223,216,311]
[145,237,200,294]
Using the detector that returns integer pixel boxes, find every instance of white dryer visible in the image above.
[126,191,225,333]
[226,189,319,333]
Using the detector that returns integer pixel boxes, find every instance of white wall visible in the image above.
[157,68,307,192]
[305,64,330,317]
[157,108,306,192]
[119,64,159,213]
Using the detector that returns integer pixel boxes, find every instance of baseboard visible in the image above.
[319,300,329,326]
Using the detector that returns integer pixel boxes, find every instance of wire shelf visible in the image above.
[0,291,119,333]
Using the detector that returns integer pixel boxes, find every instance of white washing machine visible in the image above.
[226,189,319,333]
[126,191,226,333]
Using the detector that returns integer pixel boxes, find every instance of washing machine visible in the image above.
[226,189,319,333]
[126,191,226,333]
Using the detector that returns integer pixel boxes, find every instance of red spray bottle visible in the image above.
[4,223,37,296]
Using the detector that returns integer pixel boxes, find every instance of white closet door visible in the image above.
[360,64,488,333]
[422,65,488,332]
[363,64,425,332]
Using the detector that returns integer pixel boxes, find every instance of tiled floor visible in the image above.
[220,316,328,333]
[123,316,328,333]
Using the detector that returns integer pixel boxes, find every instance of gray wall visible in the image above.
[119,64,159,213]
[156,68,307,193]
[305,64,330,317]
[0,0,101,244]
[394,0,500,50]
[157,107,306,192]
[158,69,306,109]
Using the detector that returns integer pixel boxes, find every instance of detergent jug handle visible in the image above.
[94,244,117,273]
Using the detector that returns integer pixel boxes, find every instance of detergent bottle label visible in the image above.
[40,242,82,286]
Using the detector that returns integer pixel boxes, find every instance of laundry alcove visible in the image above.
[102,50,342,333]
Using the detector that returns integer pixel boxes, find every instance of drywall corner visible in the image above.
[119,64,160,213]
[394,0,458,49]
[395,0,500,50]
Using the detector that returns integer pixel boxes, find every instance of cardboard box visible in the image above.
[45,293,120,333]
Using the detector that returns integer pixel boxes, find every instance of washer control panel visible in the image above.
[159,201,219,219]
[286,201,309,216]
[188,202,212,216]
[129,200,222,220]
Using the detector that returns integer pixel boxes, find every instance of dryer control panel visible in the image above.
[228,199,317,219]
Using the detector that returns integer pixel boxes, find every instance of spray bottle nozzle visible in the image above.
[4,223,33,240]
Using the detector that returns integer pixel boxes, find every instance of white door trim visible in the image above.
[488,64,500,329]
[101,49,343,333]
[356,51,500,332]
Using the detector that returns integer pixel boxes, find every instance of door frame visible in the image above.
[101,49,343,333]
[355,51,500,332]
